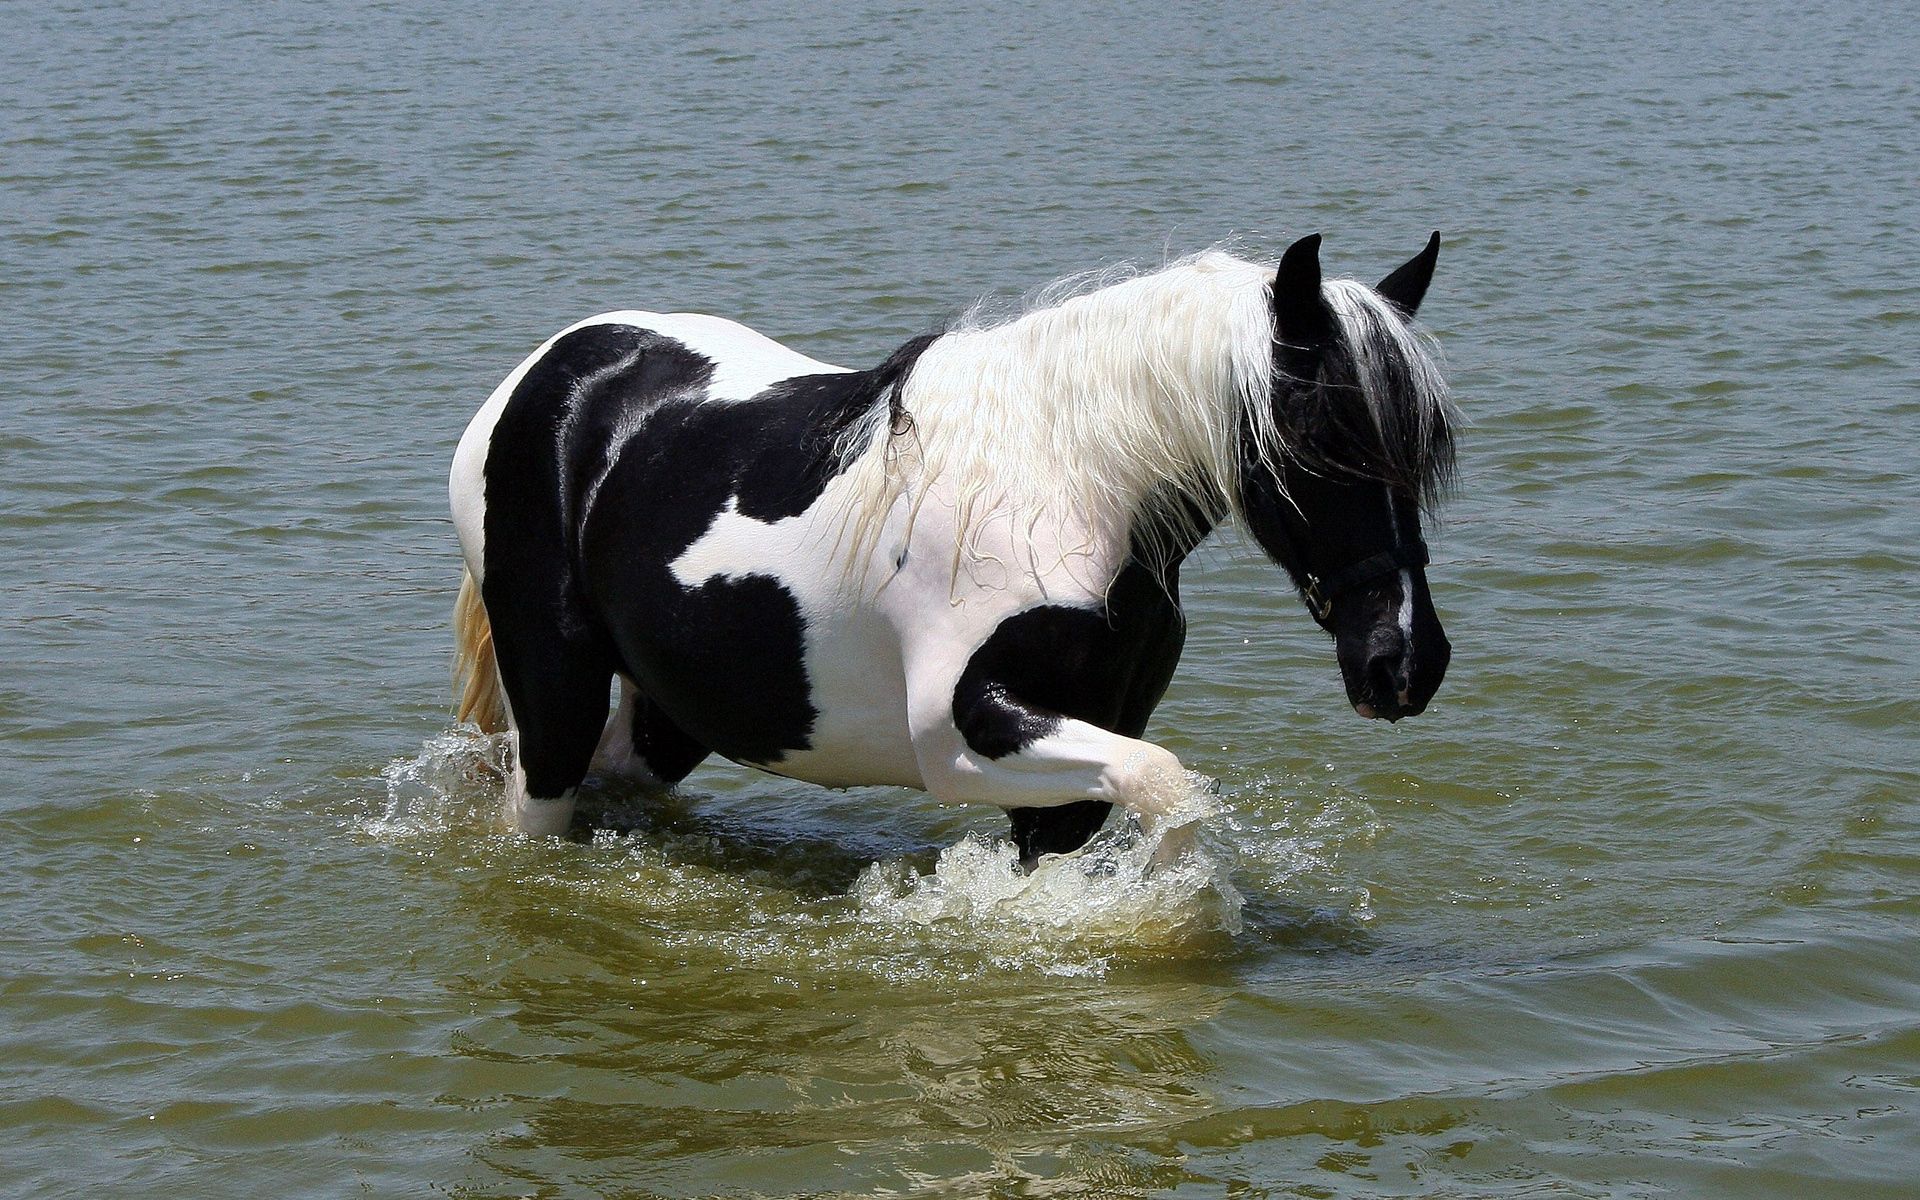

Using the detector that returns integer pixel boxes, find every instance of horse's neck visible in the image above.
[885,385,1230,602]
[1127,485,1223,577]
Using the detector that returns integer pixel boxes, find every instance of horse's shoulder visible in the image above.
[944,553,1185,739]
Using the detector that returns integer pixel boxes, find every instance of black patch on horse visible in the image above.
[504,328,938,770]
[729,332,937,523]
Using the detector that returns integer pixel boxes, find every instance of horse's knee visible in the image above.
[1101,742,1189,814]
[911,737,988,806]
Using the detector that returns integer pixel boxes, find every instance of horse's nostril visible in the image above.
[1367,656,1400,702]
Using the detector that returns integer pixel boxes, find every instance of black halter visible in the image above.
[1301,539,1429,622]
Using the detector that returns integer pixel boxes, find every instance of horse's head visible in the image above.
[1238,233,1458,722]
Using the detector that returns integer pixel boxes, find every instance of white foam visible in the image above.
[851,778,1245,961]
[1224,776,1387,926]
[365,724,511,840]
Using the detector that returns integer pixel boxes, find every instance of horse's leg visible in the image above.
[921,562,1189,867]
[914,702,1200,870]
[1008,801,1114,863]
[491,622,616,837]
[592,677,709,787]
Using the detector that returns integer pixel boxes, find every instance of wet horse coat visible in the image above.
[451,236,1457,863]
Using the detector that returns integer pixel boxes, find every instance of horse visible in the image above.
[449,233,1457,868]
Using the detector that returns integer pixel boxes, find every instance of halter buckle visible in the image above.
[1301,540,1428,623]
[1302,575,1334,622]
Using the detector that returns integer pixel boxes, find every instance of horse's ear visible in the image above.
[1273,233,1333,347]
[1376,231,1440,320]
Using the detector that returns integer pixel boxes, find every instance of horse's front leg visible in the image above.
[915,689,1202,870]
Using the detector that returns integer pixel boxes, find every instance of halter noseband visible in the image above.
[1302,539,1428,622]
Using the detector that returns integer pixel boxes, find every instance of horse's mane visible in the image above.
[1295,278,1458,509]
[834,250,1454,580]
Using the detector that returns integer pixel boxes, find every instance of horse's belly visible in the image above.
[760,709,923,789]
[755,615,923,789]
[606,573,923,789]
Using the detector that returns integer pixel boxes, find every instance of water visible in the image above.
[3,1,1916,1195]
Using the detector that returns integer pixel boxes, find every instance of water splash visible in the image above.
[367,732,1421,975]
[851,780,1244,958]
[365,724,509,840]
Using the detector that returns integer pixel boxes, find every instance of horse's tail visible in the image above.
[452,567,507,733]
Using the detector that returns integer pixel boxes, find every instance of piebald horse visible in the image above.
[451,234,1457,867]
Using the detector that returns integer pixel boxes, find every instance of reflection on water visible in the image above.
[454,900,1233,1196]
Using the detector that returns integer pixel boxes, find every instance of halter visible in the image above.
[1301,539,1429,622]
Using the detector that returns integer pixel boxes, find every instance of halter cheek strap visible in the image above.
[1302,540,1429,621]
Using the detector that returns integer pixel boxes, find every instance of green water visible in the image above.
[3,1,1916,1196]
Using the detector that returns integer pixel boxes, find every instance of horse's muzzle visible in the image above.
[1341,625,1450,722]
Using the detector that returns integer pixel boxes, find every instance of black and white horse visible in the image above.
[450,234,1457,867]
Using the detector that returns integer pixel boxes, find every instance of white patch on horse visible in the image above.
[505,761,575,836]
[1385,487,1415,643]
[589,310,851,401]
[590,677,667,786]
[669,485,924,787]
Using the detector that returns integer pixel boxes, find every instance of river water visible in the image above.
[4,1,1916,1196]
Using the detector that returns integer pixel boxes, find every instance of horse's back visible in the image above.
[453,310,845,569]
[581,310,851,399]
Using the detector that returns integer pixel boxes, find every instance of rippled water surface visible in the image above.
[4,1,1917,1196]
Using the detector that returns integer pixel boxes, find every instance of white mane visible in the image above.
[834,250,1450,579]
